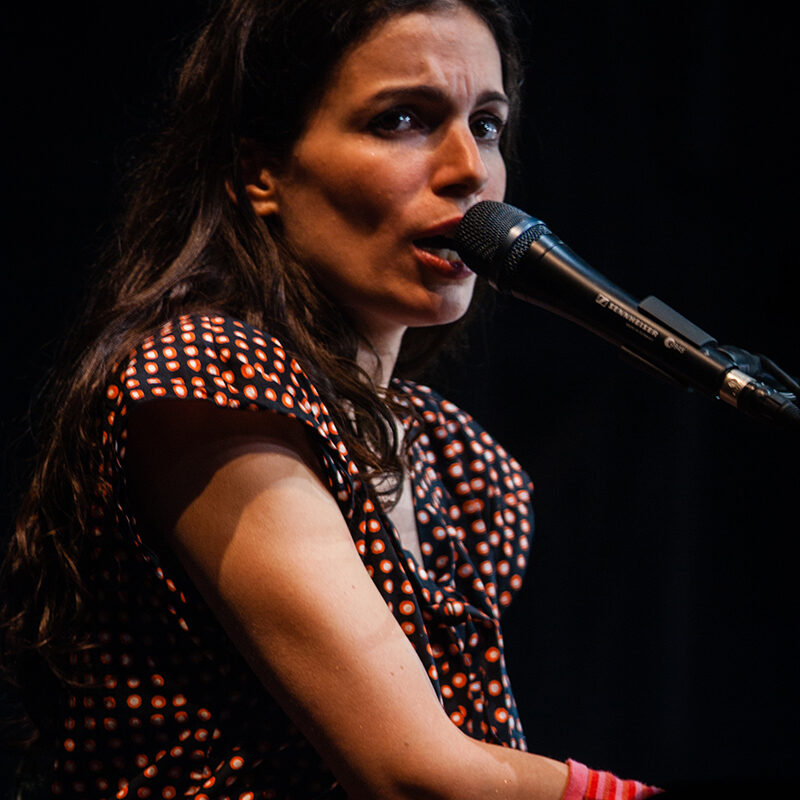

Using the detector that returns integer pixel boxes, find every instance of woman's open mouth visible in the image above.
[413,235,471,276]
[415,235,462,264]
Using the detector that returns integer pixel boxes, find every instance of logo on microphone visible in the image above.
[595,294,659,340]
[664,336,686,353]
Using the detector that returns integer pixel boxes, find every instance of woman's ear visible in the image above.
[226,140,281,218]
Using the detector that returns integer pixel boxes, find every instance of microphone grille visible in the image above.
[455,200,551,279]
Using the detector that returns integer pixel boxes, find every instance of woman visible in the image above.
[1,1,660,798]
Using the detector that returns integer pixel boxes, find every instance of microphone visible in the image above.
[454,200,800,430]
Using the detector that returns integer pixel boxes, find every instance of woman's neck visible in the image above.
[356,327,405,388]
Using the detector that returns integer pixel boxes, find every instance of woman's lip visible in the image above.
[414,216,464,240]
[412,244,473,279]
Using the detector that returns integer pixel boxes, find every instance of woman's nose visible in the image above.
[431,122,491,198]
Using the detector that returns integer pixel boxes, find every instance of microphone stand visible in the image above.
[630,295,800,431]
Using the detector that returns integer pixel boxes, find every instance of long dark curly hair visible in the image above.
[1,0,524,771]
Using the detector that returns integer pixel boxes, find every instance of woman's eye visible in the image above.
[370,109,420,134]
[471,115,505,142]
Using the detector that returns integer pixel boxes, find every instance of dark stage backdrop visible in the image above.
[2,1,797,795]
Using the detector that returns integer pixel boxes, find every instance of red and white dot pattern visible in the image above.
[51,314,533,798]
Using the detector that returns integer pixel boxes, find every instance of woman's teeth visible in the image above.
[415,236,462,263]
[420,245,461,263]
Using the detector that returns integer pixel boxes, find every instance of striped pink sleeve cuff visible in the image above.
[562,759,663,799]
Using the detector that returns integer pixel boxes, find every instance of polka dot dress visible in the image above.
[51,313,534,799]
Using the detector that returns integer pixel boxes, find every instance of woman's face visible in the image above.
[260,3,508,350]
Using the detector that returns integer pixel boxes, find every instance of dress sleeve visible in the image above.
[104,313,356,518]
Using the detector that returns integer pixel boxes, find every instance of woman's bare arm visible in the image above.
[126,400,569,800]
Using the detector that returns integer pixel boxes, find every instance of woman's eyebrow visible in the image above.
[366,84,510,107]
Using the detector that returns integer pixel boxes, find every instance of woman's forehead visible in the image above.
[323,5,504,104]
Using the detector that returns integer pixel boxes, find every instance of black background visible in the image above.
[2,1,798,795]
